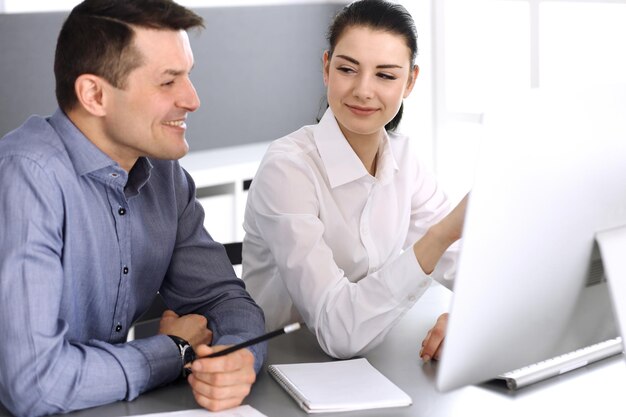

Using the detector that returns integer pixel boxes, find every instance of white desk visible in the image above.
[2,283,624,417]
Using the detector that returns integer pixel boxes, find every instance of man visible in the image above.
[0,1,265,416]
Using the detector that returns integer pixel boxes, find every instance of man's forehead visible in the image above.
[131,26,190,46]
[130,27,194,70]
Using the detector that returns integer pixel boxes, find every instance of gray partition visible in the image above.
[0,3,345,150]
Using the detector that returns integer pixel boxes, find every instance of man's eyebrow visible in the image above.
[162,64,195,77]
[162,69,185,77]
[335,54,403,69]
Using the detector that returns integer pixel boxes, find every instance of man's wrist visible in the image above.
[167,335,196,379]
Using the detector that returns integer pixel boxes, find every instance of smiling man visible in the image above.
[0,1,265,416]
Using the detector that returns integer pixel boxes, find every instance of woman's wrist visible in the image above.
[429,220,459,250]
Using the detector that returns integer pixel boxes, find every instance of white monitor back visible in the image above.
[437,85,626,392]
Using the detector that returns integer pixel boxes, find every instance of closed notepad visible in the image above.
[268,358,412,413]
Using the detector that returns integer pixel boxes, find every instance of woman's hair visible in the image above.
[54,0,204,111]
[326,0,418,131]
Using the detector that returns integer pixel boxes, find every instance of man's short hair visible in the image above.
[54,0,204,111]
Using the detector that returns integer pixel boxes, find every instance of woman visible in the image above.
[242,0,466,361]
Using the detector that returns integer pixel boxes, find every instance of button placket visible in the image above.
[361,182,378,271]
[107,179,131,341]
[114,198,130,340]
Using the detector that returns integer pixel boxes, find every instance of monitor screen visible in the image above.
[437,85,626,392]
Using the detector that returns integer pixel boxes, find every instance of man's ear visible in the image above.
[74,74,108,117]
[322,50,331,86]
[403,64,419,99]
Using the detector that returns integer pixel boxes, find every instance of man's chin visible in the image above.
[167,139,190,160]
[149,146,189,162]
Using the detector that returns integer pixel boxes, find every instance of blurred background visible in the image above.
[2,0,624,230]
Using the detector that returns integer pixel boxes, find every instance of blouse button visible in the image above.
[118,208,126,216]
[115,324,123,332]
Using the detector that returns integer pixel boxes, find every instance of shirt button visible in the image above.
[408,295,416,302]
[118,208,126,216]
[115,324,122,332]
[123,266,129,274]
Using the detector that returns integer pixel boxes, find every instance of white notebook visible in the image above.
[268,358,412,413]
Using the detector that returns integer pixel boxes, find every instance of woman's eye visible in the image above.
[378,73,397,80]
[337,66,355,74]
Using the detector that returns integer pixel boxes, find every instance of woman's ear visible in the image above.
[404,64,419,98]
[322,50,331,86]
[74,74,107,117]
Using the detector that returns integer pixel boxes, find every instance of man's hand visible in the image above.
[419,312,448,363]
[188,345,256,411]
[158,309,213,349]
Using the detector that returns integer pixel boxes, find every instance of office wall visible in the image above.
[0,3,344,151]
[0,0,347,13]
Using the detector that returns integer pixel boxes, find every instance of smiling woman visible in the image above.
[322,26,418,175]
[241,0,468,362]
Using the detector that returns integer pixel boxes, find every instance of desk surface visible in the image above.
[2,283,625,417]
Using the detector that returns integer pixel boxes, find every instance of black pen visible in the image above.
[206,322,302,358]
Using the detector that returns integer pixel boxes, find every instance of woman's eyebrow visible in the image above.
[335,54,403,69]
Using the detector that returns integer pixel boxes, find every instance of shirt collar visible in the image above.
[376,130,400,185]
[48,108,117,177]
[48,108,153,195]
[125,157,153,198]
[314,108,399,188]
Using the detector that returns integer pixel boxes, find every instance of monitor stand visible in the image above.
[596,225,626,353]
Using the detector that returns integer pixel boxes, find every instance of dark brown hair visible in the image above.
[54,0,204,111]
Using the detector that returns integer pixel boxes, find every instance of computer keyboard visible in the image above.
[495,337,624,390]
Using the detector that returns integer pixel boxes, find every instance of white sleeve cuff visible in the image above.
[381,248,432,304]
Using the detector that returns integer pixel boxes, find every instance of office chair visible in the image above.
[129,241,243,340]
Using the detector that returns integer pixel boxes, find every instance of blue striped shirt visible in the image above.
[0,109,266,416]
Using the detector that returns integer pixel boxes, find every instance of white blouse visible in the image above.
[242,108,457,359]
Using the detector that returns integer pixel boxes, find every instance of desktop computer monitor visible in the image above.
[437,85,626,392]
